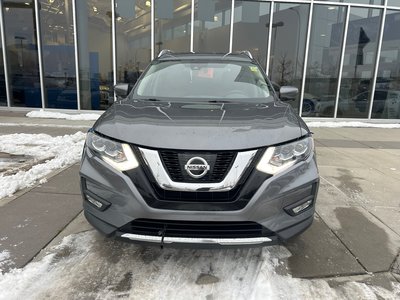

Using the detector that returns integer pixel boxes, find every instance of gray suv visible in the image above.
[80,51,319,247]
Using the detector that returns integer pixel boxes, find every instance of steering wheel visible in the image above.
[224,90,247,98]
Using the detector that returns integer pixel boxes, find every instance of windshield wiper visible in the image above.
[207,100,231,103]
[142,98,161,102]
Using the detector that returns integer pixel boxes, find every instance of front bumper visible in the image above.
[80,147,319,247]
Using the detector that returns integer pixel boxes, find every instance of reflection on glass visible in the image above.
[319,0,383,4]
[232,1,270,69]
[77,0,113,110]
[388,0,400,7]
[193,0,231,52]
[40,0,77,109]
[155,0,191,56]
[116,0,151,86]
[304,5,346,117]
[338,7,381,118]
[269,3,309,115]
[3,0,42,107]
[372,10,400,119]
[0,39,6,106]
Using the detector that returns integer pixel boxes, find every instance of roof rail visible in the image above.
[239,50,253,60]
[157,49,174,58]
[223,51,254,60]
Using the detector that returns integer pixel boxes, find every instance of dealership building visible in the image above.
[0,0,399,120]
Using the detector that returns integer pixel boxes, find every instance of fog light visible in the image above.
[292,199,313,215]
[87,195,103,209]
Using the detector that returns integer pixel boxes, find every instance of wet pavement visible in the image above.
[0,112,399,298]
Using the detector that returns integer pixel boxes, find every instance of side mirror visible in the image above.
[279,86,298,101]
[114,83,130,98]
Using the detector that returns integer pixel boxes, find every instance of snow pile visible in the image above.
[306,121,400,129]
[0,122,89,129]
[0,231,398,300]
[26,109,101,121]
[0,250,13,272]
[0,132,86,199]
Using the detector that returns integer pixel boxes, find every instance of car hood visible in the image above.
[93,98,304,151]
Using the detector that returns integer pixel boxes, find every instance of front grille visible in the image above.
[119,219,273,238]
[127,147,268,211]
[159,150,236,183]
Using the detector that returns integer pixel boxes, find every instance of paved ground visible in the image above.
[0,112,399,297]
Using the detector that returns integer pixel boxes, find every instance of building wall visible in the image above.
[0,0,399,120]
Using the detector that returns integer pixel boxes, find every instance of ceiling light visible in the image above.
[48,0,55,3]
[145,0,151,7]
[328,7,336,10]
[214,15,218,22]
[320,34,326,37]
[93,6,98,12]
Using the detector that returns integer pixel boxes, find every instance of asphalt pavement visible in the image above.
[0,111,399,296]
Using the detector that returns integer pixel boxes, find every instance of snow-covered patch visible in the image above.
[0,250,13,271]
[0,122,90,129]
[0,231,398,300]
[306,121,400,129]
[0,132,86,199]
[0,251,10,263]
[26,109,101,121]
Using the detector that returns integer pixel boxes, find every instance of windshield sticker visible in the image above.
[197,68,214,78]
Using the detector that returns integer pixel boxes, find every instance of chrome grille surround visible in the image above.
[138,147,257,192]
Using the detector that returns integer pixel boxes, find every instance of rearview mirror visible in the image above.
[114,83,130,98]
[279,86,298,101]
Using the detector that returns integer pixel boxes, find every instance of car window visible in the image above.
[135,61,272,101]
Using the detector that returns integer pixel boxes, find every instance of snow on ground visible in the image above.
[0,231,398,300]
[26,109,101,121]
[0,251,10,266]
[0,122,90,129]
[0,132,86,199]
[306,121,400,129]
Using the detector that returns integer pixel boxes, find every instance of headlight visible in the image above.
[86,132,139,171]
[256,137,314,175]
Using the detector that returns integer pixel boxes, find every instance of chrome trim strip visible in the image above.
[190,0,194,52]
[72,0,81,110]
[0,0,11,107]
[34,0,46,109]
[138,148,257,192]
[111,0,117,88]
[299,0,313,117]
[266,1,274,75]
[151,0,155,59]
[120,233,272,245]
[229,0,234,53]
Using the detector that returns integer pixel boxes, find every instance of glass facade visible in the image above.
[154,0,191,56]
[269,2,309,115]
[373,9,400,119]
[3,0,42,107]
[76,0,113,110]
[0,0,398,121]
[232,1,271,69]
[193,0,231,53]
[40,0,77,109]
[338,7,382,118]
[116,0,151,86]
[304,5,347,118]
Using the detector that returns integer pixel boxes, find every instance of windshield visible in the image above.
[134,61,273,101]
